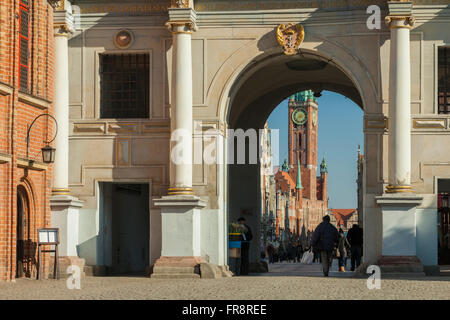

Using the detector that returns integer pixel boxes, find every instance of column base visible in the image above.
[151,256,233,279]
[50,195,83,257]
[376,194,422,256]
[151,256,203,279]
[385,185,414,193]
[167,187,194,195]
[49,256,86,279]
[52,188,71,196]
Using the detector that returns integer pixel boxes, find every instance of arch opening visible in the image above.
[225,51,366,275]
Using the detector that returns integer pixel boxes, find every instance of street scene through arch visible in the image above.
[0,0,449,302]
[228,82,364,276]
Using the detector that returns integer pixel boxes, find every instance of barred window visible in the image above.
[438,47,450,114]
[19,1,30,93]
[99,53,150,119]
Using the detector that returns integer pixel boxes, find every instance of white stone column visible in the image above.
[52,30,70,195]
[152,6,212,279]
[375,2,424,275]
[168,21,195,195]
[386,5,415,194]
[50,3,85,276]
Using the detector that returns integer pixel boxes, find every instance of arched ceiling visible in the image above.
[228,52,363,129]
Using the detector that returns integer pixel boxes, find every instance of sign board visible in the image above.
[38,228,59,245]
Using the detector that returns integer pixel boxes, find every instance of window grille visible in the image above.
[99,53,150,119]
[19,1,30,93]
[438,47,450,114]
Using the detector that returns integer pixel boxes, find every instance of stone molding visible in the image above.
[0,82,13,96]
[17,158,48,171]
[0,153,12,164]
[18,92,51,109]
[154,195,207,209]
[375,194,423,206]
[50,194,84,209]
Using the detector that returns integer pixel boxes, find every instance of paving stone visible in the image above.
[0,261,448,300]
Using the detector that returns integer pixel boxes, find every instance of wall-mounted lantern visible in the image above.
[26,113,58,164]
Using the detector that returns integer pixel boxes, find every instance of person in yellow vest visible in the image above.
[238,217,253,275]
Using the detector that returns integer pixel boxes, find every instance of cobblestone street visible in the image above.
[1,261,449,300]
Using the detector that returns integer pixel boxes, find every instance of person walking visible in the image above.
[347,224,363,271]
[238,217,253,275]
[312,215,339,277]
[296,243,303,262]
[337,229,350,272]
[267,243,275,264]
[288,242,296,263]
[260,241,266,260]
[312,246,320,263]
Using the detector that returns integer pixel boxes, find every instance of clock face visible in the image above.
[312,110,317,126]
[292,108,307,126]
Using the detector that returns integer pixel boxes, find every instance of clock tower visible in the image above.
[288,90,319,199]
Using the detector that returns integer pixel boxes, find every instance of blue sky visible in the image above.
[267,91,364,209]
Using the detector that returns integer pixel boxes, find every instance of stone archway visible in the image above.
[220,48,378,268]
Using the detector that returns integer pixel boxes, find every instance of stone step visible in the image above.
[153,266,197,274]
[151,273,201,279]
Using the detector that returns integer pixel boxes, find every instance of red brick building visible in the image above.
[0,0,56,281]
[273,91,328,247]
[329,209,358,232]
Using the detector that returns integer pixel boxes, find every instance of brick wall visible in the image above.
[0,0,54,281]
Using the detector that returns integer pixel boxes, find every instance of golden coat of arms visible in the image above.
[276,23,305,55]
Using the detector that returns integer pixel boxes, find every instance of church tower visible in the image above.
[288,90,319,200]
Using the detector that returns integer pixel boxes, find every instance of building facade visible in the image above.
[0,0,57,281]
[33,0,450,278]
[329,209,359,232]
[272,91,328,248]
[259,123,276,247]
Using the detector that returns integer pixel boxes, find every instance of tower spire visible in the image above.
[320,157,328,174]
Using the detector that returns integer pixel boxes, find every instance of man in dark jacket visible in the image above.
[238,217,252,275]
[312,215,339,277]
[347,224,363,271]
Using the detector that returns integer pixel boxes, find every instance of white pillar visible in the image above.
[152,8,212,279]
[169,23,194,195]
[52,32,70,195]
[50,5,85,276]
[386,14,415,193]
[375,4,424,275]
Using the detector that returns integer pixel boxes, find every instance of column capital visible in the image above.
[385,1,415,29]
[166,7,198,33]
[53,1,75,37]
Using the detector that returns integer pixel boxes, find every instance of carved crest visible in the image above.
[276,23,305,56]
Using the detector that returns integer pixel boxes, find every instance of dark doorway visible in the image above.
[438,179,450,265]
[100,183,150,275]
[16,187,29,278]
